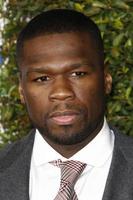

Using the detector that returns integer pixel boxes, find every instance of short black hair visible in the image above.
[16,9,104,66]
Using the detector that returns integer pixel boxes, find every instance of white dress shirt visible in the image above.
[29,118,114,200]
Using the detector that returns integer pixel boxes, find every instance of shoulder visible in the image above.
[0,130,35,169]
[111,126,133,162]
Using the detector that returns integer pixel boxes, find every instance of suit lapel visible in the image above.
[0,131,35,200]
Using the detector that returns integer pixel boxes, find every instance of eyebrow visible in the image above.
[25,61,94,75]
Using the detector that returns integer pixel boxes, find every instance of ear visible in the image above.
[19,81,25,104]
[104,65,112,95]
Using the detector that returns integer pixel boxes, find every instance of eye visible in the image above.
[34,75,51,82]
[71,71,87,78]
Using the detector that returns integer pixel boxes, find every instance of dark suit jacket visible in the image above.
[0,127,133,200]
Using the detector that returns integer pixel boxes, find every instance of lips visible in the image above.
[49,110,80,125]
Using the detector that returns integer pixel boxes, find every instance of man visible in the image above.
[0,9,133,200]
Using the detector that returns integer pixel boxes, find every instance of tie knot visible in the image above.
[50,159,86,186]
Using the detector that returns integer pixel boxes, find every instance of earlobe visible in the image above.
[19,84,25,104]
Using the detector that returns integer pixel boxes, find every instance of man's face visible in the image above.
[19,32,112,146]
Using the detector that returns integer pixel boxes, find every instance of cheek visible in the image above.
[80,89,105,123]
[75,80,105,105]
[78,90,104,111]
[23,87,49,115]
[74,79,105,121]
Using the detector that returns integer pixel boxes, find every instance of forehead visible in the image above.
[19,32,101,69]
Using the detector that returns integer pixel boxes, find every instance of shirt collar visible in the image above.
[32,118,114,167]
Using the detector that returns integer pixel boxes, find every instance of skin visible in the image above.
[19,32,112,158]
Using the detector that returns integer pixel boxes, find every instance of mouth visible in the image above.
[49,110,80,125]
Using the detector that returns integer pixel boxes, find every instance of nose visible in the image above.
[49,76,75,101]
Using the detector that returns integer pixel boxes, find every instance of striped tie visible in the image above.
[50,159,87,200]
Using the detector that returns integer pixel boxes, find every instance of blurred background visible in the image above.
[0,0,133,147]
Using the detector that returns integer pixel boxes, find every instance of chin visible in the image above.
[42,125,91,145]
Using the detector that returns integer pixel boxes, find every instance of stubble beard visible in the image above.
[36,114,104,146]
[31,101,105,146]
